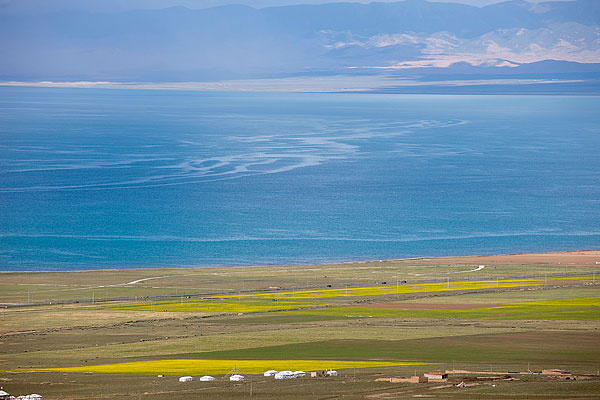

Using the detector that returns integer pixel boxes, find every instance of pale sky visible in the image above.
[0,0,576,15]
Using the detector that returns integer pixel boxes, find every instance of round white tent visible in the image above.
[274,370,295,379]
[230,374,245,381]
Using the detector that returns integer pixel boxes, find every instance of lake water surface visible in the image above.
[1,88,599,270]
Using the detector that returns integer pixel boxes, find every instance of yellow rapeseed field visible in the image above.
[103,276,597,314]
[106,299,328,313]
[214,279,545,300]
[27,359,434,375]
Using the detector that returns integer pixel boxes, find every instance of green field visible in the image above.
[1,252,599,399]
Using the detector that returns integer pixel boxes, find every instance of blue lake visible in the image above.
[1,87,599,271]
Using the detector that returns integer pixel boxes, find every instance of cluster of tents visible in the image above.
[178,368,335,383]
[178,375,216,382]
[0,391,43,400]
[263,370,307,379]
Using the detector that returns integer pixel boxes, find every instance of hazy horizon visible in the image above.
[0,0,578,15]
[1,0,597,84]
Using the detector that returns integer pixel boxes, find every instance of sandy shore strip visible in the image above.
[399,250,600,268]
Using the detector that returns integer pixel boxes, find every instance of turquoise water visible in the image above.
[1,88,599,271]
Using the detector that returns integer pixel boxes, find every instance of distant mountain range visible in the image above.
[1,0,598,81]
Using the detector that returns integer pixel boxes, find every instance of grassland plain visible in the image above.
[1,251,599,399]
[298,299,600,320]
[1,250,597,304]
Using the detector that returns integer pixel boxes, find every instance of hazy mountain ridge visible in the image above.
[1,0,598,81]
[329,22,600,69]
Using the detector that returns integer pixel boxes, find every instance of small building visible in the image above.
[424,372,448,380]
[542,369,571,375]
[293,371,307,377]
[311,370,336,378]
[199,375,215,381]
[263,370,277,377]
[230,374,245,381]
[0,391,10,400]
[178,376,193,382]
[376,376,428,383]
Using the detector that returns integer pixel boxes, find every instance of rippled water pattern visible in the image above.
[1,88,599,270]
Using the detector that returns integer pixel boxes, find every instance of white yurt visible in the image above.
[263,370,278,377]
[230,374,245,381]
[178,376,193,382]
[293,370,307,377]
[274,370,295,379]
[199,375,215,381]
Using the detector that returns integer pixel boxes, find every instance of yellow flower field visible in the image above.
[26,359,434,375]
[215,279,546,300]
[103,276,597,314]
[106,299,328,313]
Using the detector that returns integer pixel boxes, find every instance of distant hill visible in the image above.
[0,0,598,81]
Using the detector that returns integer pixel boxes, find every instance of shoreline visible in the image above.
[2,249,599,274]
[1,78,599,95]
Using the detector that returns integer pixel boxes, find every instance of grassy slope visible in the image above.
[195,331,599,367]
[1,254,599,399]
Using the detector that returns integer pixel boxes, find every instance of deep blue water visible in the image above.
[1,87,599,271]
